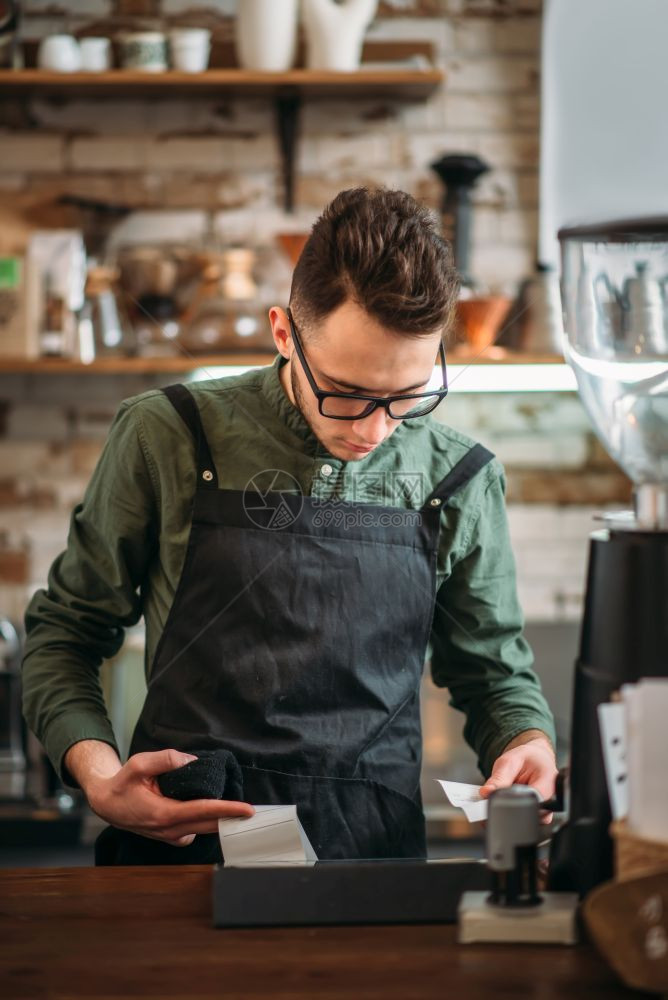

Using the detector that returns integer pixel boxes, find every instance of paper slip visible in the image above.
[437,780,488,823]
[622,679,668,841]
[597,701,628,820]
[218,805,318,867]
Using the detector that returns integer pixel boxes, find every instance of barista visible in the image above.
[22,188,557,864]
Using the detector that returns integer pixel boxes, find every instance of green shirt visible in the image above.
[22,355,555,785]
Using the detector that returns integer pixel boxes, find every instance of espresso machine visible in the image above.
[549,218,668,896]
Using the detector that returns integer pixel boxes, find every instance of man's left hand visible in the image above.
[479,729,558,825]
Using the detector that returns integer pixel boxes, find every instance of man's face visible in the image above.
[270,299,442,462]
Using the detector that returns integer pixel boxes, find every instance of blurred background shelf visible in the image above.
[0,352,564,374]
[0,67,443,100]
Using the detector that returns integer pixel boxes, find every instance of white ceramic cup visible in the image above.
[37,34,82,72]
[169,28,211,73]
[79,37,111,72]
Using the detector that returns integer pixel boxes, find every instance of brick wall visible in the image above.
[0,0,631,627]
[3,0,542,288]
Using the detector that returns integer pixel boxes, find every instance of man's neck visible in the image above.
[278,356,297,407]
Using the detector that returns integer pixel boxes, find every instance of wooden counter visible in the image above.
[0,866,641,999]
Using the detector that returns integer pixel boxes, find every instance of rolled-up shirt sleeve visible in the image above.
[21,399,159,785]
[429,465,556,778]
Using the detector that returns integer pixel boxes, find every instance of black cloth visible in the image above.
[156,749,244,802]
[97,383,494,865]
[95,750,245,866]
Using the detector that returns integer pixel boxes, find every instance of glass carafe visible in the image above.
[182,247,273,354]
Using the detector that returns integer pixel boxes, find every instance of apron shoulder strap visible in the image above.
[424,442,495,508]
[161,383,219,489]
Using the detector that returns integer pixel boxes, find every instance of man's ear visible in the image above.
[268,306,292,358]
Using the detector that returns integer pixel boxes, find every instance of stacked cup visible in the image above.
[169,29,211,73]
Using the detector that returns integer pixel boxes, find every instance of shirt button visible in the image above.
[320,463,333,478]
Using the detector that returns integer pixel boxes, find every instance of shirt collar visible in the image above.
[261,354,321,449]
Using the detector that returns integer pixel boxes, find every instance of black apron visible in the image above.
[96,383,493,865]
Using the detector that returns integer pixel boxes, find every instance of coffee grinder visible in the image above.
[549,218,668,896]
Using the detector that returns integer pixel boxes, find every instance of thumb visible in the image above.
[479,756,518,798]
[129,749,198,778]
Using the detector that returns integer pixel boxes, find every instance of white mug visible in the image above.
[38,34,81,73]
[79,37,111,72]
[169,28,211,73]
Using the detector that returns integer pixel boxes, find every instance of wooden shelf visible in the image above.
[0,67,442,101]
[0,352,565,375]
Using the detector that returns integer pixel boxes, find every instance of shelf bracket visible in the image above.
[275,89,302,214]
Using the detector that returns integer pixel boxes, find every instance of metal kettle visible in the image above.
[594,261,668,354]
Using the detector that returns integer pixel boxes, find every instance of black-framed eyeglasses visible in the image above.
[286,308,448,421]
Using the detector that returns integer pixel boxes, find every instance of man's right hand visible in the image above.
[65,740,255,847]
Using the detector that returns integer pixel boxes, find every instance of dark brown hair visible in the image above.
[289,187,459,339]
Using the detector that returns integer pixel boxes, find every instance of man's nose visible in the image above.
[351,405,396,444]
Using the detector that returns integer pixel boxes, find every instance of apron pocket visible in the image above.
[241,766,426,861]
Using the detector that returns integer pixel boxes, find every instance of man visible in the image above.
[22,188,557,865]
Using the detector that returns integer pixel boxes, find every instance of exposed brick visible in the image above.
[494,17,541,53]
[161,0,235,13]
[22,0,110,12]
[450,15,540,54]
[0,583,34,623]
[446,56,539,94]
[440,392,590,437]
[162,170,274,210]
[68,136,150,172]
[0,442,61,477]
[505,469,632,505]
[377,1,446,14]
[471,168,539,209]
[469,243,535,291]
[451,1,542,14]
[0,479,57,509]
[4,404,69,442]
[113,0,159,15]
[69,440,104,477]
[0,175,26,192]
[497,206,538,243]
[0,134,64,173]
[512,92,540,130]
[300,133,399,174]
[586,434,622,470]
[295,173,392,209]
[228,134,278,172]
[26,100,156,136]
[486,432,589,469]
[145,136,231,172]
[301,99,401,135]
[0,544,30,585]
[445,93,520,131]
[476,131,539,168]
[21,172,157,209]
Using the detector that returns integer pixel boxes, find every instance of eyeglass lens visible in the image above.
[320,394,442,419]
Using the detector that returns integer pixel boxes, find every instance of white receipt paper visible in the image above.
[597,701,628,821]
[218,805,318,867]
[437,780,488,823]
